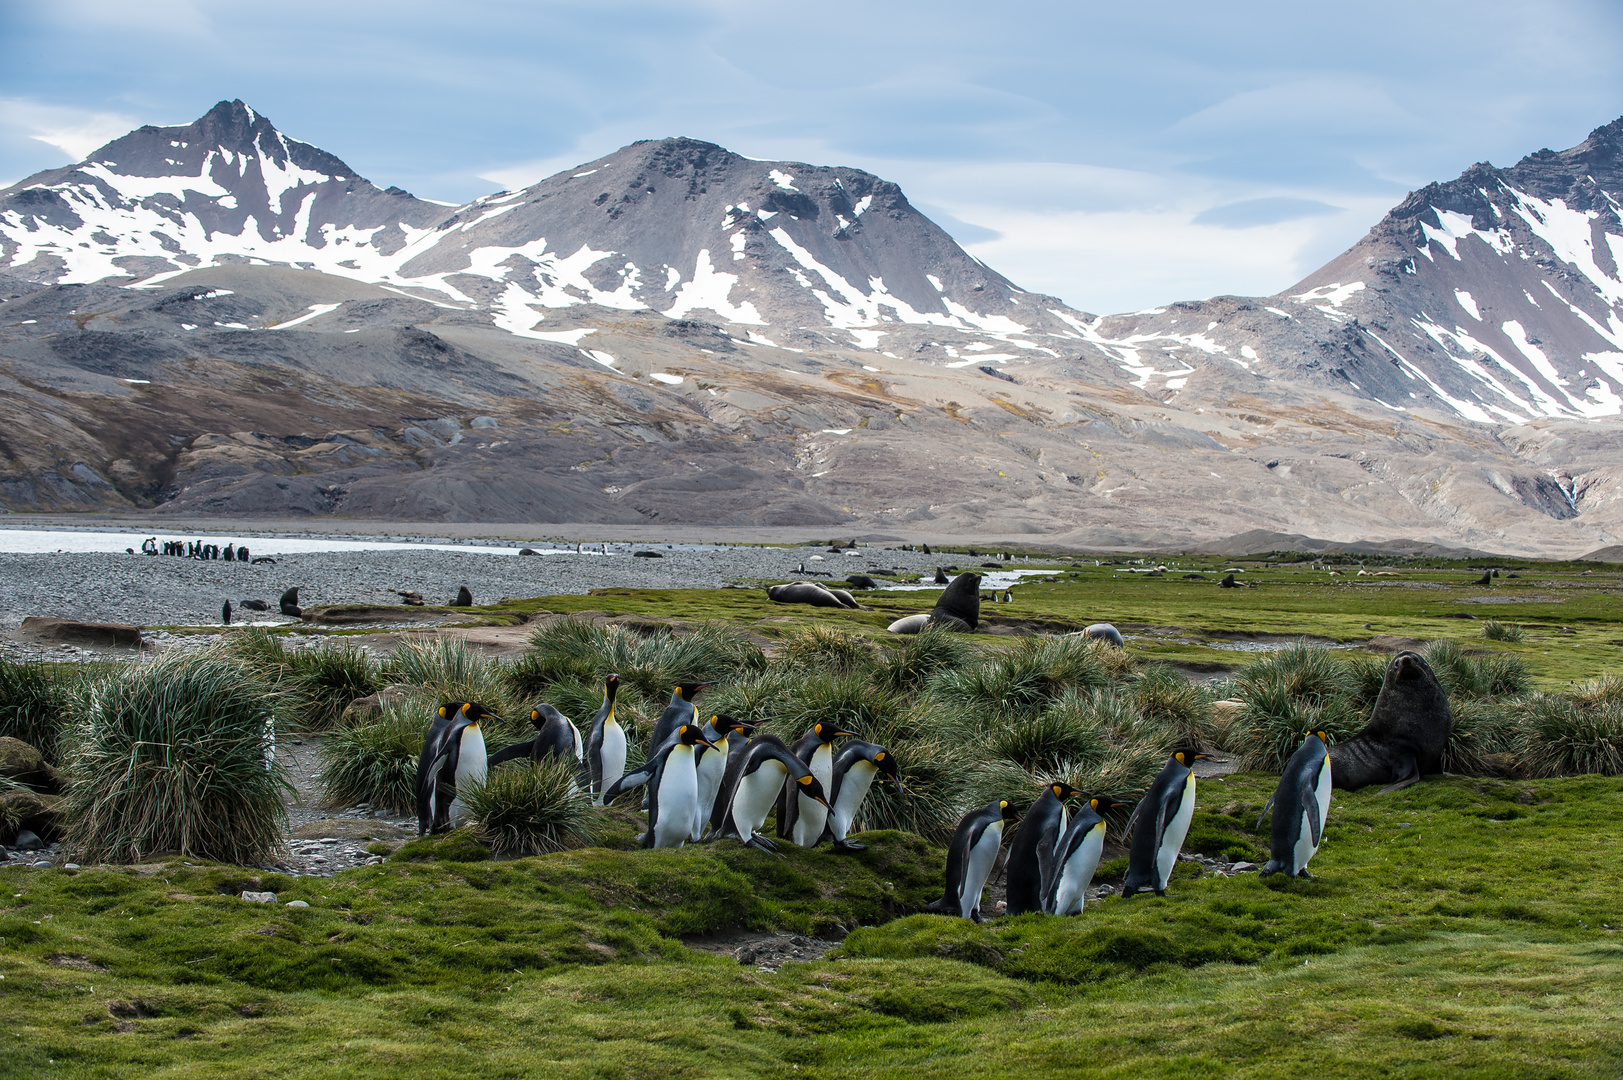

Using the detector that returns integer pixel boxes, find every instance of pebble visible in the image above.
[284,900,310,909]
[241,891,278,904]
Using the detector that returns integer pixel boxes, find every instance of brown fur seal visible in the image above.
[931,572,981,631]
[768,583,847,609]
[1330,651,1452,793]
[279,587,302,618]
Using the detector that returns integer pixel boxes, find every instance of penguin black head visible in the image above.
[459,701,501,726]
[675,681,714,701]
[872,748,902,784]
[998,799,1020,823]
[605,674,621,696]
[530,704,568,729]
[794,772,831,808]
[676,724,717,750]
[437,702,469,721]
[710,714,756,737]
[1172,749,1209,768]
[1305,727,1332,745]
[1046,781,1083,802]
[814,722,859,743]
[1087,795,1132,815]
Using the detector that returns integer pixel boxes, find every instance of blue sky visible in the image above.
[3,0,1620,312]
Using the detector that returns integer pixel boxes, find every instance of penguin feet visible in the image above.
[832,839,868,852]
[744,833,780,852]
[1296,869,1314,879]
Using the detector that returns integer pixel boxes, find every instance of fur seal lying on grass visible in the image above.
[887,613,931,634]
[767,582,860,609]
[1330,651,1452,793]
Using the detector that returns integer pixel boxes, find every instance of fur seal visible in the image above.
[1219,573,1240,588]
[1329,651,1452,793]
[887,613,931,634]
[1082,623,1124,647]
[932,567,950,585]
[453,586,473,606]
[930,572,981,632]
[846,575,878,590]
[768,582,847,609]
[1470,572,1491,586]
[279,587,302,618]
[240,599,269,612]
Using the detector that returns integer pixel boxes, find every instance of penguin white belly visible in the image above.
[810,744,834,794]
[693,738,729,840]
[960,822,1005,919]
[1155,771,1197,890]
[731,761,788,839]
[1297,755,1334,873]
[792,791,829,847]
[570,721,584,763]
[597,720,627,806]
[449,726,488,827]
[652,746,699,848]
[831,762,878,840]
[1053,823,1106,916]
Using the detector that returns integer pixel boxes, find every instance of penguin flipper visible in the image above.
[1121,798,1145,842]
[486,740,538,769]
[1255,792,1276,831]
[1299,775,1324,847]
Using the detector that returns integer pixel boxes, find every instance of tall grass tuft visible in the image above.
[512,617,765,703]
[775,625,877,676]
[1422,640,1530,700]
[1481,621,1525,643]
[222,627,292,680]
[463,757,602,856]
[284,640,382,731]
[317,699,426,814]
[63,650,289,864]
[1128,664,1217,749]
[383,638,522,741]
[929,634,1110,719]
[1518,692,1623,778]
[0,658,72,761]
[1445,698,1522,777]
[870,626,980,695]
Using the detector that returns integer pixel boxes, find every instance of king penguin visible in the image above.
[1048,794,1130,915]
[706,733,828,850]
[928,799,1020,921]
[602,723,716,848]
[487,704,583,769]
[693,713,756,840]
[647,682,713,756]
[584,674,625,805]
[1258,729,1334,878]
[1004,782,1082,916]
[779,722,858,844]
[825,740,904,851]
[415,702,497,835]
[1121,748,1208,897]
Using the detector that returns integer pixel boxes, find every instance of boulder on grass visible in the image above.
[340,684,423,725]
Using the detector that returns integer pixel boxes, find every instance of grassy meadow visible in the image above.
[4,548,1623,1077]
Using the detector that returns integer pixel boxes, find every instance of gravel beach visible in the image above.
[0,541,1031,630]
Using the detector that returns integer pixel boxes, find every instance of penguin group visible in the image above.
[411,674,905,852]
[153,538,250,560]
[929,729,1336,921]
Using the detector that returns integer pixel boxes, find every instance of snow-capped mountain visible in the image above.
[3,101,1623,556]
[1086,118,1623,427]
[0,101,1077,349]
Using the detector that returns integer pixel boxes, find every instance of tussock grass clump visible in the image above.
[775,625,877,676]
[929,634,1111,719]
[0,657,71,761]
[384,638,522,740]
[1422,640,1530,700]
[62,650,289,864]
[513,618,764,702]
[1235,641,1355,707]
[317,699,426,814]
[1482,621,1526,643]
[1128,664,1217,749]
[1223,643,1364,771]
[871,626,980,695]
[1445,699,1523,777]
[463,757,602,856]
[283,640,382,731]
[981,693,1113,775]
[1518,691,1623,778]
[222,626,292,679]
[851,729,964,844]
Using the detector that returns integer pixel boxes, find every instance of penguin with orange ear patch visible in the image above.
[1120,748,1208,897]
[928,799,1021,921]
[416,702,497,835]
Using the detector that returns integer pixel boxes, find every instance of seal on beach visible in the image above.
[767,582,847,609]
[240,599,269,612]
[1329,651,1452,793]
[932,566,950,585]
[930,572,982,631]
[1219,573,1240,588]
[279,587,302,618]
[453,586,473,606]
[846,575,878,590]
[1470,572,1491,586]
